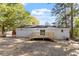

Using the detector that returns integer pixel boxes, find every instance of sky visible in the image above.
[23,3,56,25]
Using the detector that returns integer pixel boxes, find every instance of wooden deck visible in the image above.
[30,32,54,40]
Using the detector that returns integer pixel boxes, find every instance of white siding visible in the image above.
[0,32,2,36]
[16,28,32,37]
[16,27,70,39]
[51,28,70,39]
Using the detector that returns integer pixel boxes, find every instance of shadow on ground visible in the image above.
[0,37,79,56]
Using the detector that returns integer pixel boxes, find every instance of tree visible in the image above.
[45,22,50,26]
[52,3,79,39]
[0,3,39,36]
[0,4,26,35]
[25,16,39,25]
[0,3,30,36]
[74,17,79,27]
[51,3,68,27]
[18,15,39,27]
[70,3,74,39]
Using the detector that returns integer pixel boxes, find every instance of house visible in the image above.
[16,25,70,40]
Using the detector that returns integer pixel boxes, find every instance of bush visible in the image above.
[73,28,79,38]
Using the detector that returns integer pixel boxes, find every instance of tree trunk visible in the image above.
[70,3,74,39]
[65,7,67,27]
[2,23,5,37]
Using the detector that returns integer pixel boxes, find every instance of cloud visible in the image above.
[30,8,55,25]
[21,3,28,6]
[31,8,51,16]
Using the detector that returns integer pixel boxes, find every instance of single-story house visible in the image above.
[16,25,70,40]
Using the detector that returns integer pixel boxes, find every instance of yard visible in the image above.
[0,37,79,56]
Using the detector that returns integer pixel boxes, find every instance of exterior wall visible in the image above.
[16,28,33,37]
[0,32,2,36]
[51,28,70,39]
[16,27,70,39]
[30,28,54,39]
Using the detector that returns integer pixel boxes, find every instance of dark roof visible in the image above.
[30,25,48,28]
[17,25,70,28]
[18,25,55,28]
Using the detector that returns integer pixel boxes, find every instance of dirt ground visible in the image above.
[0,37,79,56]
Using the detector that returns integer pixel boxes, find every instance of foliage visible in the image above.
[52,3,79,38]
[73,28,79,38]
[25,16,39,25]
[45,22,50,26]
[0,3,39,35]
[74,17,79,27]
[52,3,79,28]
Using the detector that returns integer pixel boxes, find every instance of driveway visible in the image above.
[0,38,79,56]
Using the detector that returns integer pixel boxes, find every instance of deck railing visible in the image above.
[30,32,54,39]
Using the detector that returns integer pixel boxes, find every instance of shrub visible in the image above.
[73,28,79,38]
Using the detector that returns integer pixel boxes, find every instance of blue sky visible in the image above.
[23,3,56,25]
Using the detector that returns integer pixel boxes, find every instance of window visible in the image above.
[40,30,45,35]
